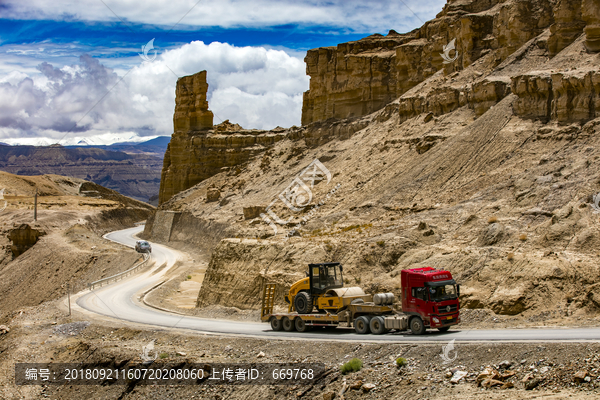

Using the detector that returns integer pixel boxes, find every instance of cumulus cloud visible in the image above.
[2,0,445,33]
[0,41,309,144]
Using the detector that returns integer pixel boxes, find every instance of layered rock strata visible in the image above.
[173,70,213,132]
[0,145,161,203]
[513,71,600,123]
[583,0,600,52]
[159,72,286,204]
[302,0,600,125]
[160,0,600,206]
[7,224,46,258]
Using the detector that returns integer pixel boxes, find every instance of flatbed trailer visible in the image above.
[261,284,408,334]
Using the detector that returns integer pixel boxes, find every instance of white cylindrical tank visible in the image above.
[374,292,395,305]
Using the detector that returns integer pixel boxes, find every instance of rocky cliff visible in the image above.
[302,0,598,125]
[159,71,288,204]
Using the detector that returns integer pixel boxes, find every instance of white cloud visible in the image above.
[2,0,445,33]
[0,41,309,144]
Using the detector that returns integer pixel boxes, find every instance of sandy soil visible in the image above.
[1,299,599,399]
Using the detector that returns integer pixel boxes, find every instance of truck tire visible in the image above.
[282,317,295,332]
[295,318,310,332]
[370,316,388,335]
[410,317,426,335]
[270,317,282,331]
[438,326,450,333]
[294,291,313,314]
[354,316,371,334]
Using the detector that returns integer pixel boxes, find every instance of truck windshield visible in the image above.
[428,284,457,302]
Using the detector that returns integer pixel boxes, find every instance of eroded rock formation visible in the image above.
[159,72,287,204]
[301,33,411,125]
[7,224,46,258]
[173,71,213,132]
[512,71,600,123]
[583,0,600,52]
[301,0,600,125]
[159,1,600,205]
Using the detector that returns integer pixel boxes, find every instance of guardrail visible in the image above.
[88,253,150,290]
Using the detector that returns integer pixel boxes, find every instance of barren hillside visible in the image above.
[0,171,154,314]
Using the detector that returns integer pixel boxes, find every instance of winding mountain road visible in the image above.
[73,226,600,342]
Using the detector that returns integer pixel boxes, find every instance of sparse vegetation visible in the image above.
[340,223,372,233]
[186,275,192,280]
[519,233,527,241]
[507,252,514,261]
[488,216,498,224]
[341,224,361,232]
[376,240,385,247]
[396,357,407,367]
[159,352,169,359]
[341,358,363,375]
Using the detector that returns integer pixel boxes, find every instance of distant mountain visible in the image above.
[69,136,171,157]
[0,144,163,203]
[1,133,164,148]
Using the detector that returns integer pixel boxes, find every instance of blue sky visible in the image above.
[0,0,445,145]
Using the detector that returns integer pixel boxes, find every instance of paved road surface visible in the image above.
[74,226,600,342]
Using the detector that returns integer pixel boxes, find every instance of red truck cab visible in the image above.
[401,267,460,334]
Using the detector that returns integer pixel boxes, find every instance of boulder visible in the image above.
[450,370,467,384]
[525,377,541,390]
[206,188,220,202]
[243,206,266,220]
[7,224,46,257]
[361,383,376,392]
[574,370,588,383]
[322,392,336,400]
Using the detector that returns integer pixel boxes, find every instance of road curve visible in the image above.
[73,226,600,342]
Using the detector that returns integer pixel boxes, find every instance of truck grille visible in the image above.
[438,304,458,314]
[442,318,456,326]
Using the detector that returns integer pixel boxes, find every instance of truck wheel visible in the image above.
[282,317,295,332]
[410,317,426,335]
[354,316,371,334]
[438,327,450,333]
[270,317,282,331]
[294,292,313,314]
[370,316,388,335]
[295,318,310,332]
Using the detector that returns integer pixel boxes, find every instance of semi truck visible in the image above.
[261,262,460,335]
